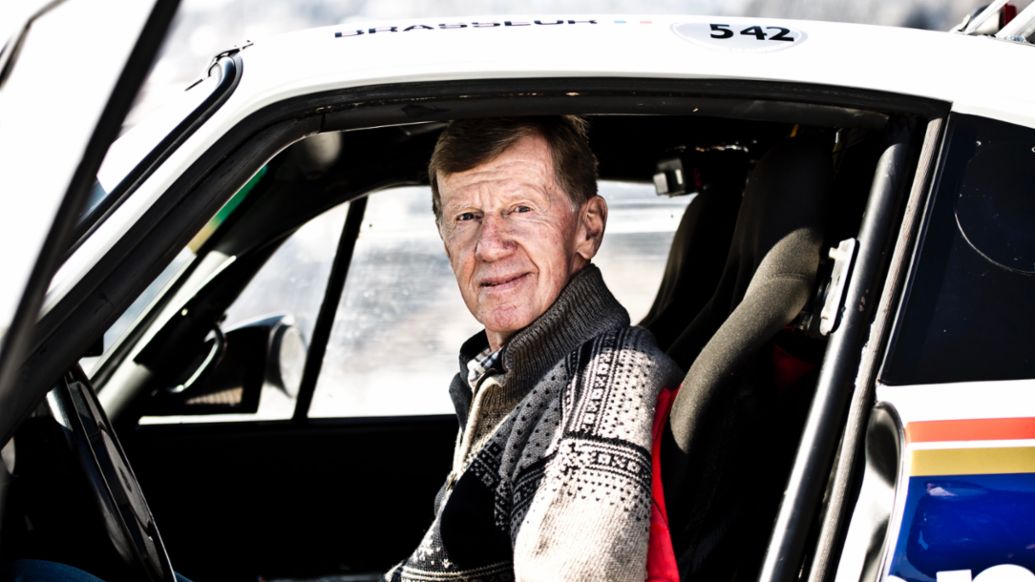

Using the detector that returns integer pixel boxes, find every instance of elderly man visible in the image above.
[386,117,682,581]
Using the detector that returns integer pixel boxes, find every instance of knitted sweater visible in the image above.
[387,265,682,582]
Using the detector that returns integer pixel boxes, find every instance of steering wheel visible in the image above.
[48,374,176,581]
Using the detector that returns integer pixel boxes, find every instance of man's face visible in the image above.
[437,133,605,351]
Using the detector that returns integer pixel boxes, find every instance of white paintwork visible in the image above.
[225,15,1035,126]
[940,565,1035,582]
[909,438,1035,450]
[877,380,1035,425]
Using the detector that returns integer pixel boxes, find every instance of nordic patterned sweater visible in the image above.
[386,265,683,582]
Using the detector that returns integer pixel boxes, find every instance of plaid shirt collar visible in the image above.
[466,346,503,393]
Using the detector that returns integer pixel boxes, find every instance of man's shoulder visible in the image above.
[576,325,683,392]
[554,324,681,444]
[621,325,674,357]
[607,325,681,372]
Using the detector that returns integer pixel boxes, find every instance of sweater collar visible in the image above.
[457,264,629,390]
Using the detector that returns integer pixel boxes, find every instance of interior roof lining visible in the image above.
[333,98,891,132]
[313,77,949,135]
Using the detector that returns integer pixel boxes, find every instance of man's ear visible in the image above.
[574,195,607,262]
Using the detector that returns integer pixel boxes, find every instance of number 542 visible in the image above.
[710,24,794,41]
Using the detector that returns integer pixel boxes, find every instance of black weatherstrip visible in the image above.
[292,196,368,421]
[68,54,243,258]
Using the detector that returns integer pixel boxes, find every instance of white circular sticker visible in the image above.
[672,22,806,52]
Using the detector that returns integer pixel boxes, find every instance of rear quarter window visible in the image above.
[882,113,1035,385]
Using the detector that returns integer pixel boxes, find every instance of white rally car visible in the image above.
[1,2,1034,581]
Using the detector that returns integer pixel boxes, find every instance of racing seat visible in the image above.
[641,152,748,351]
[659,138,832,580]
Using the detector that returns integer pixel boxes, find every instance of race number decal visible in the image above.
[672,22,805,52]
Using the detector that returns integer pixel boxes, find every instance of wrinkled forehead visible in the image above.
[439,134,563,201]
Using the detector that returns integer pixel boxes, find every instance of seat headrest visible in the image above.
[666,138,832,367]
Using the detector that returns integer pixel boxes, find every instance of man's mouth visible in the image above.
[479,272,529,289]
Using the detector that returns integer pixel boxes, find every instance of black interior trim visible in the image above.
[805,117,946,582]
[312,78,945,128]
[124,412,456,578]
[51,369,177,581]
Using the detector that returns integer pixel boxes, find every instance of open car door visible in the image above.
[0,0,179,443]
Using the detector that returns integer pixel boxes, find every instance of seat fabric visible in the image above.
[661,138,832,580]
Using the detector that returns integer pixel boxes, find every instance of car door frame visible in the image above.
[0,0,180,444]
[758,115,949,582]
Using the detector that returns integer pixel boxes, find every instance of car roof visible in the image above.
[55,14,1029,320]
[223,14,1035,129]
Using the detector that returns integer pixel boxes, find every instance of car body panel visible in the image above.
[234,15,1035,126]
[879,382,1035,582]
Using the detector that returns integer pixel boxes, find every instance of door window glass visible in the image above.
[139,181,692,422]
[309,187,466,417]
[224,204,346,345]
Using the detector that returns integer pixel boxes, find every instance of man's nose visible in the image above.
[475,213,514,262]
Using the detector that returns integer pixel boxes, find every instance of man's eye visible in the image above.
[457,212,477,222]
[514,205,532,214]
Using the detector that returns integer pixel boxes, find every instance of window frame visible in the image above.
[68,55,243,257]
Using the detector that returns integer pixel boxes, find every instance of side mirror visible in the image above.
[168,325,226,395]
[145,315,306,416]
[267,320,306,399]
